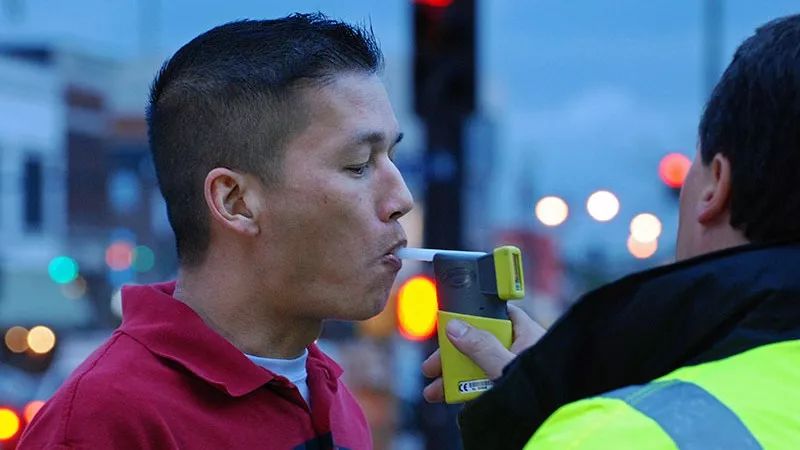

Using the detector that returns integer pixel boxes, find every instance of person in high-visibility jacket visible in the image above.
[422,14,800,449]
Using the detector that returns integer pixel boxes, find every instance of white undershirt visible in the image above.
[246,349,310,405]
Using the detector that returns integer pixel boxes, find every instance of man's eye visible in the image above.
[347,163,369,175]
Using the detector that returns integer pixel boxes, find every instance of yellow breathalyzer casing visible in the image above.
[435,246,524,403]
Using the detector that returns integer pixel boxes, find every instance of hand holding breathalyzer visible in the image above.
[421,304,545,403]
[398,246,545,403]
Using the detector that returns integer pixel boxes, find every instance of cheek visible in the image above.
[299,188,375,258]
[320,189,372,230]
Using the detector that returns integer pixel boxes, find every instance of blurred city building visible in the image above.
[0,43,175,375]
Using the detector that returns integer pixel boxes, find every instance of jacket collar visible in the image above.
[119,282,341,397]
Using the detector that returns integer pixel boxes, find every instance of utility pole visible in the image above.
[413,0,476,448]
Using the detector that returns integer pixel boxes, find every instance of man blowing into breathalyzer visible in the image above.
[19,13,413,450]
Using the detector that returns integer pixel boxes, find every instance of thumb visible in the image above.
[445,319,515,380]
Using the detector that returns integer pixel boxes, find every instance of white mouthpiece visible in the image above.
[396,247,486,262]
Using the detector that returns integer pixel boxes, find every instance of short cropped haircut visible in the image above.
[699,14,800,243]
[146,13,383,266]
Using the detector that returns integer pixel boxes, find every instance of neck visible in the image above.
[694,225,750,260]
[173,257,321,359]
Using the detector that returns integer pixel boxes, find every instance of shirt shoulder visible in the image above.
[17,333,176,450]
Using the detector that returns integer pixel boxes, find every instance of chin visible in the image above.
[354,301,388,321]
[341,295,390,321]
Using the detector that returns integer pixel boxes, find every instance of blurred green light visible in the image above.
[132,246,155,272]
[48,256,78,284]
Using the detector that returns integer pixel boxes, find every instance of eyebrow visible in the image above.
[351,131,404,148]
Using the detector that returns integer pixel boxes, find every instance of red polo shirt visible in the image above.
[17,282,372,450]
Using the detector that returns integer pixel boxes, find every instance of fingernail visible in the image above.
[446,319,468,338]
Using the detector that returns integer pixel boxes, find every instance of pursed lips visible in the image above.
[382,238,407,271]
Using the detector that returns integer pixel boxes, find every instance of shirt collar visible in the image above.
[119,281,341,397]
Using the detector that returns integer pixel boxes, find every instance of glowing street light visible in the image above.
[628,235,659,259]
[4,326,28,353]
[535,196,569,227]
[587,190,620,222]
[630,213,662,243]
[27,326,56,355]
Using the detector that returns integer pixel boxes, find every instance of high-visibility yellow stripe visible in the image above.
[657,339,800,449]
[602,380,761,449]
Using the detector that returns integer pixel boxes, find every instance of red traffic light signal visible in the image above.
[413,0,475,117]
[414,0,454,6]
[658,153,691,189]
[396,275,439,341]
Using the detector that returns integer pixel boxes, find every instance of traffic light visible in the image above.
[658,153,691,190]
[414,0,476,251]
[396,275,438,341]
[413,0,475,118]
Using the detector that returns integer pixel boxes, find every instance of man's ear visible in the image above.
[697,153,732,225]
[203,168,262,237]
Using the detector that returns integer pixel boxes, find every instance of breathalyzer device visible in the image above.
[397,246,525,403]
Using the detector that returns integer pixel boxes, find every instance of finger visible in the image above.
[507,303,547,354]
[423,378,445,403]
[421,349,442,378]
[446,319,515,380]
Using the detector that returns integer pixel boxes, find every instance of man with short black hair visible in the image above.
[424,13,800,449]
[20,13,412,449]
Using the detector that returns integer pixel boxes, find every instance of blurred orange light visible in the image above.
[630,213,663,243]
[23,401,45,424]
[60,276,88,300]
[0,408,20,441]
[659,153,691,189]
[106,241,134,270]
[627,235,658,259]
[4,326,28,353]
[397,276,438,341]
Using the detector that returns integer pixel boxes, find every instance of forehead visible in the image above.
[299,72,399,135]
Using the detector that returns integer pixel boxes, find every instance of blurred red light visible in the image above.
[24,401,45,424]
[415,0,454,7]
[658,153,691,189]
[105,241,134,270]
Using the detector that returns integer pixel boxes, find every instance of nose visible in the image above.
[380,158,414,222]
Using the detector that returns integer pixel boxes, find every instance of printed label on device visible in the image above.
[458,379,493,393]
